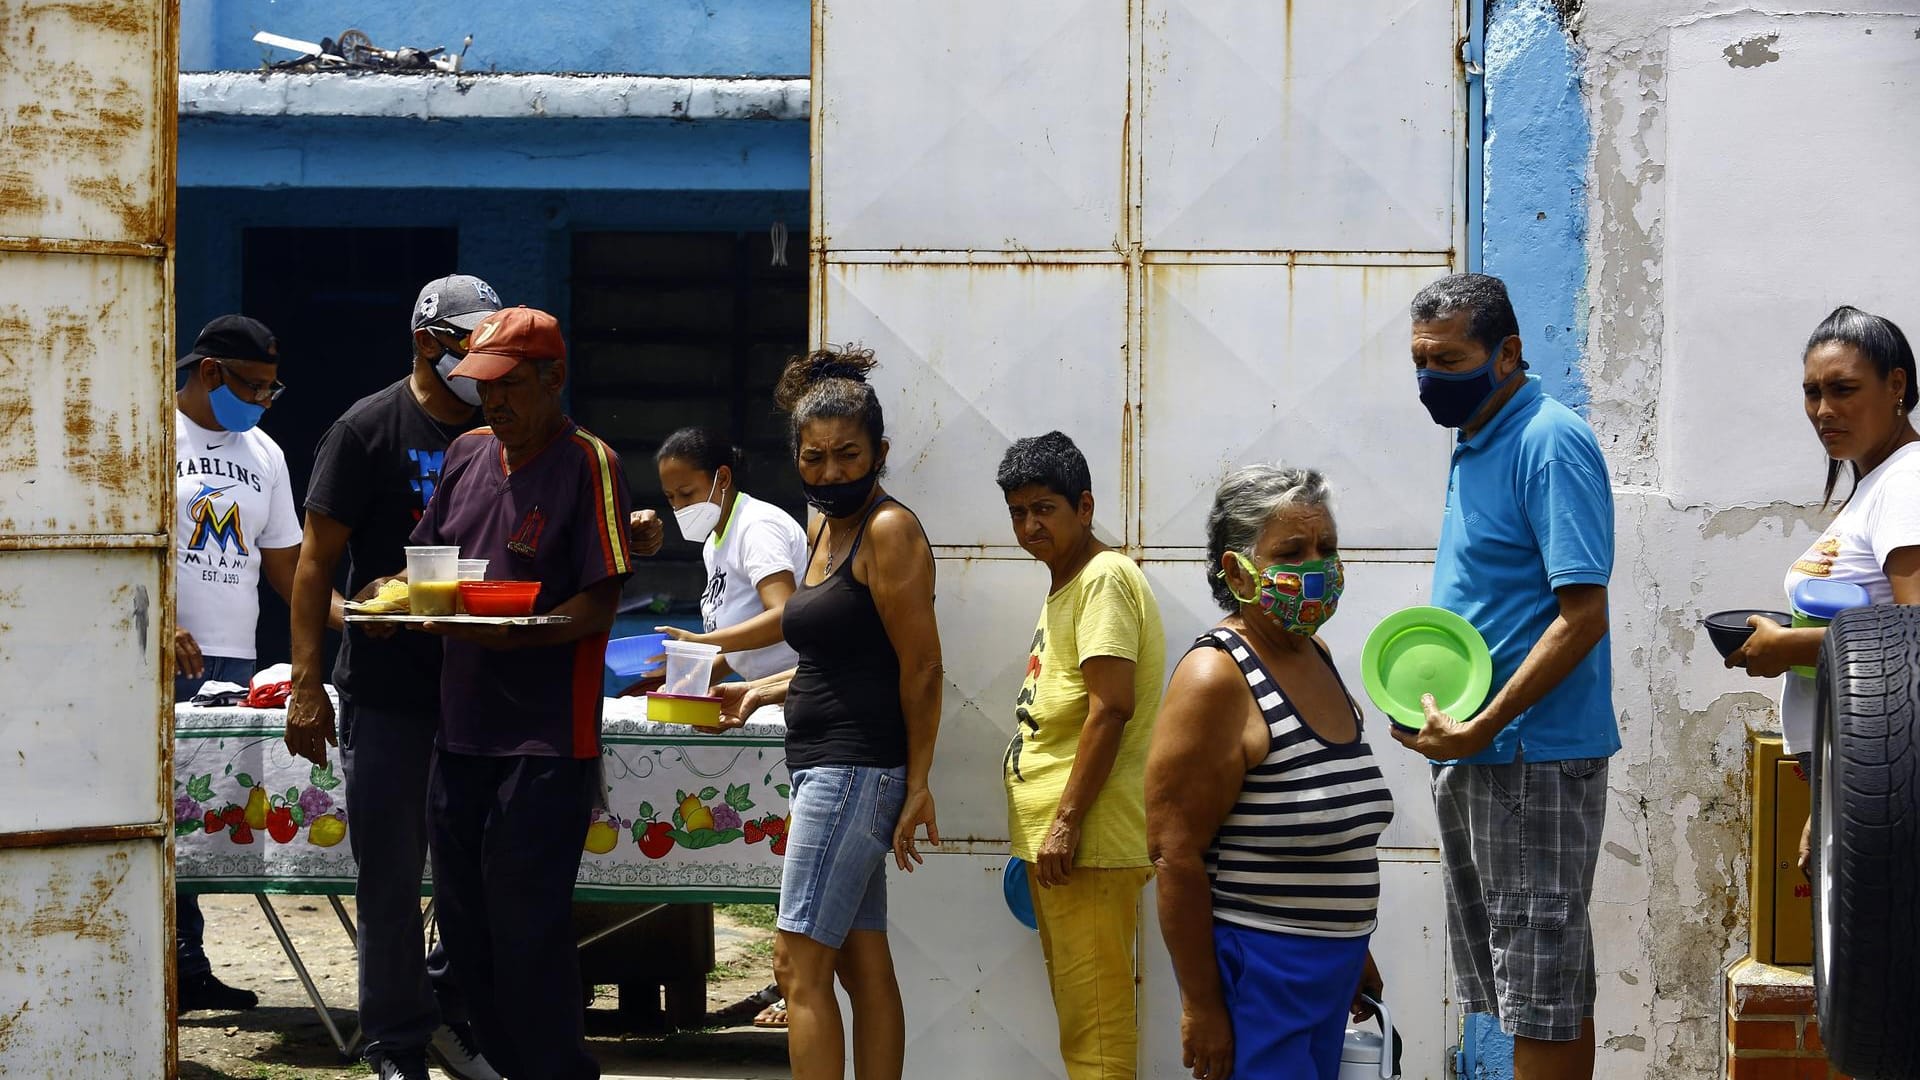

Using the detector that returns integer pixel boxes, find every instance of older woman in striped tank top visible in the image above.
[1147,465,1395,1080]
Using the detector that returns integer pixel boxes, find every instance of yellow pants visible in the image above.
[1028,864,1154,1080]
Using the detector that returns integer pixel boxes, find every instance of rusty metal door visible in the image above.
[0,0,178,1074]
[814,0,1464,1075]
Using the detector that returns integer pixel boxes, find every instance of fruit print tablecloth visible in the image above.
[175,696,791,903]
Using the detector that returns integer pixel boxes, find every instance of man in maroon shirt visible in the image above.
[411,306,633,1080]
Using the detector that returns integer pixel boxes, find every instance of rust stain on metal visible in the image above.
[34,0,147,36]
[24,851,133,965]
[0,0,161,241]
[0,172,50,218]
[64,368,141,527]
[0,314,38,475]
[69,175,154,240]
[0,999,28,1054]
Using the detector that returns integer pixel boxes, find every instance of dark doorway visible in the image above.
[241,226,461,667]
[569,229,810,621]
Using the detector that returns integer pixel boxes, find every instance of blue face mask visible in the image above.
[208,383,266,432]
[1416,336,1522,429]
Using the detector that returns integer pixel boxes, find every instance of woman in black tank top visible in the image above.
[712,348,942,1080]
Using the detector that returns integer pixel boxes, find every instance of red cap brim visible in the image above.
[447,351,523,381]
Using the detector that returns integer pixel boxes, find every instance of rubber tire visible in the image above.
[1811,606,1920,1079]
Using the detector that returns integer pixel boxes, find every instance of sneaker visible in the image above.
[177,972,258,1013]
[429,1022,504,1080]
[368,1046,431,1080]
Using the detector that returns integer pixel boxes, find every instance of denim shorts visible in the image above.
[1433,756,1609,1042]
[777,765,907,949]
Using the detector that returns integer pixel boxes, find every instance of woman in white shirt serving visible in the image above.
[655,428,809,684]
[1730,305,1920,872]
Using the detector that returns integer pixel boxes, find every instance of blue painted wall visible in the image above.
[180,0,809,75]
[178,115,810,192]
[1458,3,1592,1074]
[1457,1012,1518,1079]
[1482,0,1591,412]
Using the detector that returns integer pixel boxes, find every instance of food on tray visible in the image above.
[345,578,411,614]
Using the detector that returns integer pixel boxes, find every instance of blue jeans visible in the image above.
[776,765,907,949]
[176,655,256,982]
[340,696,467,1053]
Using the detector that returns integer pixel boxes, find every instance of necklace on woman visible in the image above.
[822,526,855,575]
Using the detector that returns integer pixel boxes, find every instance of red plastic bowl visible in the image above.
[458,580,540,616]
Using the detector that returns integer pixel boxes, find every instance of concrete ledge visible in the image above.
[179,72,810,121]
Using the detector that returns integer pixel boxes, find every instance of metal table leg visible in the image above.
[324,895,367,1056]
[255,893,358,1058]
[574,902,667,950]
[327,894,357,945]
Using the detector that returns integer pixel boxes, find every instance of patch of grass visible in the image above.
[746,936,775,960]
[716,902,777,931]
[711,960,754,981]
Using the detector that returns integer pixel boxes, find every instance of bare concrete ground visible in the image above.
[177,894,788,1080]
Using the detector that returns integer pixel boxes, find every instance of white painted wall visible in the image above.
[814,1,1466,1076]
[1578,4,1920,1076]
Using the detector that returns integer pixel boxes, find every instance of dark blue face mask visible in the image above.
[1416,336,1522,429]
[208,383,266,432]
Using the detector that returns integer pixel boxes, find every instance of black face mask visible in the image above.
[802,467,880,519]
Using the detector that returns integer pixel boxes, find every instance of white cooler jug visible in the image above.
[1339,996,1399,1080]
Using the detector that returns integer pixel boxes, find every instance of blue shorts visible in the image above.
[777,765,907,948]
[1215,921,1370,1080]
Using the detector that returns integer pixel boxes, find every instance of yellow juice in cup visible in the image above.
[410,580,462,617]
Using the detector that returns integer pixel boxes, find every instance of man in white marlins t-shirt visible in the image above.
[171,314,304,1012]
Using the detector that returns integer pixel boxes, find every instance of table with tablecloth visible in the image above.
[173,695,791,1053]
[174,695,792,901]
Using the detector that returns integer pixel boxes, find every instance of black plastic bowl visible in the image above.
[1703,609,1793,660]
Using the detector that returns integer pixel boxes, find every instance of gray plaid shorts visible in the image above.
[1433,756,1609,1042]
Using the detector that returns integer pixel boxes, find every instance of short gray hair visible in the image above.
[1205,465,1334,611]
[1408,272,1520,357]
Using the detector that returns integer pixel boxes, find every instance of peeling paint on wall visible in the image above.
[1573,6,1920,1079]
[1723,33,1782,68]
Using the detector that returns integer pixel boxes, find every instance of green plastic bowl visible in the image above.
[1361,606,1494,731]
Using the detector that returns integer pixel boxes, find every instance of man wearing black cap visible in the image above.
[285,275,505,1080]
[172,314,304,1012]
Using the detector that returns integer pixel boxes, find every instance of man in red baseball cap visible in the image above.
[407,306,632,1080]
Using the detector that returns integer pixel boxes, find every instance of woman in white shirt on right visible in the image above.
[1729,305,1920,873]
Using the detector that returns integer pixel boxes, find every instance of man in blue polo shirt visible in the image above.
[1391,273,1616,1080]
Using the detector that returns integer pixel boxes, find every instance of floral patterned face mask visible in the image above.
[1225,552,1346,636]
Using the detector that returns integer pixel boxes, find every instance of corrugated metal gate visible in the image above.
[813,1,1466,1075]
[0,0,177,1074]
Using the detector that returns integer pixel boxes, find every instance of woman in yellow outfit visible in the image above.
[996,432,1164,1079]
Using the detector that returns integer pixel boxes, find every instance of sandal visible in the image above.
[753,1000,789,1028]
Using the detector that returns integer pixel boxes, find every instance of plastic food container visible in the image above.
[405,546,461,616]
[457,559,489,581]
[646,691,724,731]
[1788,579,1872,678]
[661,640,722,696]
[457,580,541,617]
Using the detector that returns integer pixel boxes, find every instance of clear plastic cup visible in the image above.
[405,546,460,616]
[457,559,489,581]
[661,640,722,696]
